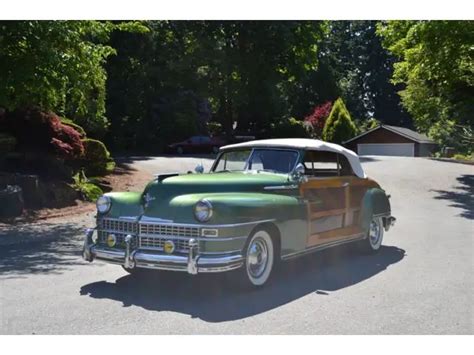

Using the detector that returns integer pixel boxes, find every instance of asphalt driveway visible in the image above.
[0,156,472,334]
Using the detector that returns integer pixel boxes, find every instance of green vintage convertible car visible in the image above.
[83,138,396,287]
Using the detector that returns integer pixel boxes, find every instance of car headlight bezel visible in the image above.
[96,195,111,214]
[194,199,213,222]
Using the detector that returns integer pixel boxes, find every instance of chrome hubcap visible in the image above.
[369,220,381,246]
[247,237,268,278]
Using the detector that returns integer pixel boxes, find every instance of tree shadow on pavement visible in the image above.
[79,244,405,322]
[431,174,474,220]
[0,223,85,278]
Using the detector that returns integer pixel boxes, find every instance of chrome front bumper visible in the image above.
[82,229,244,274]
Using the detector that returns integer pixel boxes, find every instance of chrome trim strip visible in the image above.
[142,219,276,229]
[97,229,135,235]
[200,235,247,241]
[264,185,298,190]
[197,254,243,265]
[200,250,241,255]
[198,263,244,273]
[281,233,365,260]
[139,234,199,240]
[99,217,137,223]
[139,216,174,223]
[98,217,275,229]
[373,212,391,218]
[118,216,140,221]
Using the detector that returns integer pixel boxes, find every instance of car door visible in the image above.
[300,150,362,248]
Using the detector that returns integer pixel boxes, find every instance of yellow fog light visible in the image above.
[163,240,175,254]
[106,234,117,248]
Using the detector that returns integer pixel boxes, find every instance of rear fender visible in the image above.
[360,188,391,232]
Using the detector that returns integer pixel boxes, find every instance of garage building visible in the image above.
[343,125,437,157]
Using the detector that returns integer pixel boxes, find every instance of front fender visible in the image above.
[101,192,144,219]
[360,188,391,232]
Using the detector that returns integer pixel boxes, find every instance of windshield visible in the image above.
[213,148,299,174]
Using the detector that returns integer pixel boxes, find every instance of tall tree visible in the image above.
[322,98,358,143]
[377,20,474,133]
[320,21,412,127]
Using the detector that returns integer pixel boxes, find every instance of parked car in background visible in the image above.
[83,138,396,288]
[167,135,226,154]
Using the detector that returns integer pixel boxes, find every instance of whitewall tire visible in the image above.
[359,216,384,254]
[241,229,275,287]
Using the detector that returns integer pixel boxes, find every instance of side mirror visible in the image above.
[291,163,307,183]
[195,164,204,174]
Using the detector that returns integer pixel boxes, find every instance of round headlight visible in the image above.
[96,195,111,214]
[194,199,213,222]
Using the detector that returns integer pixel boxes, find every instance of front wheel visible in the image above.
[359,216,384,254]
[238,228,275,288]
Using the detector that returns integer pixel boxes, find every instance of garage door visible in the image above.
[357,143,414,157]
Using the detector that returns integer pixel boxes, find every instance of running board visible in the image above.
[281,234,365,260]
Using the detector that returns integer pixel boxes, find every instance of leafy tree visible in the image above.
[0,20,147,135]
[105,21,327,150]
[320,21,412,126]
[271,117,309,138]
[322,98,357,143]
[377,21,474,135]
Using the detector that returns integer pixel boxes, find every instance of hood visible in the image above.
[146,171,289,195]
[141,172,293,221]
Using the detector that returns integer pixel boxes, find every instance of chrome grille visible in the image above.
[139,223,200,253]
[96,218,138,249]
[139,236,191,253]
[98,218,137,234]
[139,223,199,238]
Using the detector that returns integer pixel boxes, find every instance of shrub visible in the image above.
[322,98,358,144]
[429,120,473,155]
[82,138,115,176]
[60,117,86,138]
[271,117,310,138]
[53,124,85,159]
[2,107,84,159]
[453,153,473,161]
[304,101,333,138]
[72,170,103,201]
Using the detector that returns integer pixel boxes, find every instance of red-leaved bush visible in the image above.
[1,107,84,159]
[304,101,333,137]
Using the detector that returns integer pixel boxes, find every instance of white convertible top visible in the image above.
[221,138,366,178]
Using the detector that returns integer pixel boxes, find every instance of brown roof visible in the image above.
[343,125,435,144]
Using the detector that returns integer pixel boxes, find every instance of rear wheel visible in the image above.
[359,216,384,254]
[238,228,275,288]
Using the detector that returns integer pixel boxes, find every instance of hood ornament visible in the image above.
[143,192,156,208]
